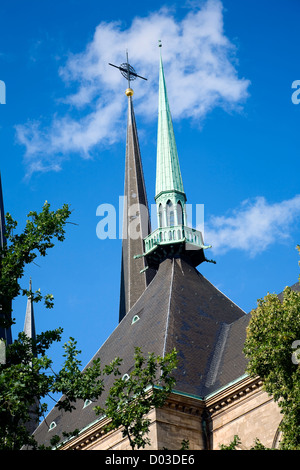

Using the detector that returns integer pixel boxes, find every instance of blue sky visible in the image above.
[1,0,300,401]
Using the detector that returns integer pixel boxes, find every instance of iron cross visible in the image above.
[109,51,147,89]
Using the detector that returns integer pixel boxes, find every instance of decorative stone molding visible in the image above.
[205,375,263,417]
[59,378,269,450]
[162,392,205,417]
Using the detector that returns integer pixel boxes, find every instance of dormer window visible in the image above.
[131,314,140,324]
[48,421,57,431]
[83,399,92,408]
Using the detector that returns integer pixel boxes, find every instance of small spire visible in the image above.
[24,279,36,353]
[23,278,39,435]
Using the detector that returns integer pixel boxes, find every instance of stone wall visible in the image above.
[60,378,282,450]
[206,377,282,449]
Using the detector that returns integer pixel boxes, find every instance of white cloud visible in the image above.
[16,0,250,176]
[204,195,300,257]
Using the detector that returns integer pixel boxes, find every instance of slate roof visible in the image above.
[33,256,250,448]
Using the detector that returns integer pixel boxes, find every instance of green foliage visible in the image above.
[0,332,120,449]
[219,435,269,450]
[244,246,300,450]
[180,439,190,450]
[94,347,178,450]
[51,338,120,413]
[0,330,61,449]
[219,435,241,450]
[0,201,72,327]
[0,202,93,450]
[0,202,179,451]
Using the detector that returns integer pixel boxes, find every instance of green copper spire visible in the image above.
[154,46,187,230]
[155,51,185,200]
[139,44,211,271]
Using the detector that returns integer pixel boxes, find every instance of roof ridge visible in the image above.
[163,258,175,358]
[204,322,231,389]
[195,269,247,315]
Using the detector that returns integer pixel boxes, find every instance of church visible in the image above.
[1,48,297,450]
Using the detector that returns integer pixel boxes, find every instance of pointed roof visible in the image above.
[23,279,36,349]
[155,53,185,199]
[32,257,248,448]
[119,94,155,322]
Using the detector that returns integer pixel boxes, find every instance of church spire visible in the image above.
[23,278,40,437]
[112,54,154,322]
[155,45,187,230]
[155,48,185,201]
[23,279,36,349]
[141,44,211,271]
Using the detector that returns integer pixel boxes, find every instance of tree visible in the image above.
[94,347,178,450]
[0,203,178,450]
[219,435,268,450]
[219,435,241,450]
[0,202,114,449]
[243,245,300,450]
[0,334,116,450]
[0,201,72,323]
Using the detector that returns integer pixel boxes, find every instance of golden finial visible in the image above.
[125,88,134,97]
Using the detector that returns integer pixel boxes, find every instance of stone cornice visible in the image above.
[205,375,263,416]
[60,415,112,450]
[163,391,205,417]
[59,378,264,450]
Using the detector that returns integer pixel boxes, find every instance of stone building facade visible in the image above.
[55,376,282,450]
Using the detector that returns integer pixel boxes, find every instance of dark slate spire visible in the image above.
[23,279,36,350]
[0,173,12,345]
[119,90,155,322]
[23,279,40,437]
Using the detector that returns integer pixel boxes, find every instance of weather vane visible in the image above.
[109,51,147,96]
